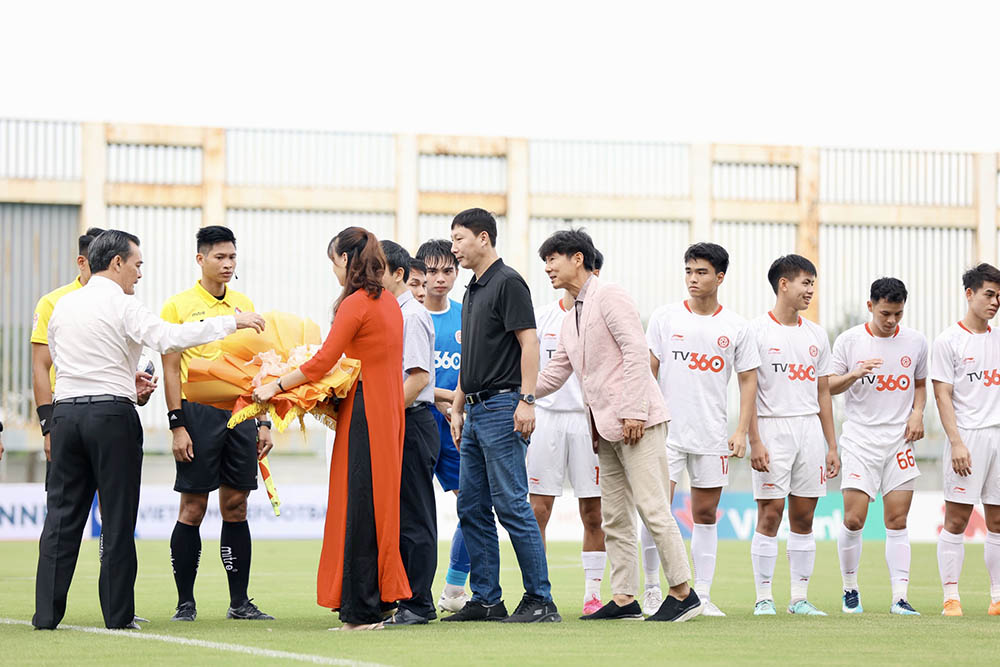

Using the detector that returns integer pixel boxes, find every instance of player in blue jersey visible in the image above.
[416,238,471,613]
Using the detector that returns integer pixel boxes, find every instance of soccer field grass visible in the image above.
[2,538,995,665]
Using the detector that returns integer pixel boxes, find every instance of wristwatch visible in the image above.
[518,393,536,405]
[256,419,272,429]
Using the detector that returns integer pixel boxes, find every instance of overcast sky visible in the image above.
[3,0,999,151]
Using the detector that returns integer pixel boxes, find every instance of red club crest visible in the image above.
[900,355,912,368]
[809,345,819,357]
[717,335,730,349]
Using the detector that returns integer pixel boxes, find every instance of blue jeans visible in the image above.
[457,393,552,605]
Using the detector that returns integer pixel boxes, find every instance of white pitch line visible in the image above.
[0,618,390,667]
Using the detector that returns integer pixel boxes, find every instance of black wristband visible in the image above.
[167,408,187,430]
[37,404,53,436]
[256,419,272,429]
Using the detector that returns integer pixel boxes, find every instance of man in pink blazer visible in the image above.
[535,229,701,622]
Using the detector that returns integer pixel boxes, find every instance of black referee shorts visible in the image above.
[174,400,259,494]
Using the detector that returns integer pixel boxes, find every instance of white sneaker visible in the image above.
[642,586,663,616]
[438,589,469,613]
[700,600,726,617]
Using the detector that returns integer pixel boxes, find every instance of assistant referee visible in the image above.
[33,230,265,631]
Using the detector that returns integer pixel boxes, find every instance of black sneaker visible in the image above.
[226,599,275,620]
[440,599,509,622]
[501,594,562,623]
[133,616,150,624]
[646,589,702,622]
[171,602,197,622]
[580,599,643,620]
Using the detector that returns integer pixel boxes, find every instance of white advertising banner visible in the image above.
[0,484,52,540]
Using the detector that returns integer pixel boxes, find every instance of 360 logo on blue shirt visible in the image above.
[435,351,461,371]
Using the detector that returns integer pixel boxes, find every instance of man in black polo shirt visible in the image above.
[441,208,559,624]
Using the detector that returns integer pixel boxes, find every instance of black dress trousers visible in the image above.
[398,403,440,618]
[33,400,143,629]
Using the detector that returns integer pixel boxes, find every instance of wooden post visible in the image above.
[395,133,419,252]
[690,143,712,242]
[505,138,530,277]
[80,122,106,233]
[202,128,226,228]
[974,153,998,265]
[796,147,821,322]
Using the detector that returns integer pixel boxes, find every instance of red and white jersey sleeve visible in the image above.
[750,312,831,418]
[930,322,1000,429]
[832,323,928,427]
[535,300,585,412]
[646,301,760,454]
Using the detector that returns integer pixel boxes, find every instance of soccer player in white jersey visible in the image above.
[643,242,760,617]
[527,245,606,617]
[931,263,1000,617]
[747,254,840,616]
[830,278,927,616]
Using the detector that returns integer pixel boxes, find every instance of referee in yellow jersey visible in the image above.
[161,226,275,622]
[31,227,104,474]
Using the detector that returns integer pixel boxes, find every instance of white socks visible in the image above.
[443,583,466,598]
[751,532,778,602]
[640,522,660,589]
[985,531,1000,604]
[691,523,718,599]
[937,529,965,601]
[787,531,816,603]
[582,551,606,599]
[837,524,863,590]
[885,528,911,603]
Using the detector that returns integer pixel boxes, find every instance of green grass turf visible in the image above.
[1,538,996,665]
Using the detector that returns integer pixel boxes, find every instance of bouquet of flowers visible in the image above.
[183,311,360,432]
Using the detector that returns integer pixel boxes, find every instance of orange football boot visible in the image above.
[942,599,963,616]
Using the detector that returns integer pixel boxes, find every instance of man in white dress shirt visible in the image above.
[32,230,265,631]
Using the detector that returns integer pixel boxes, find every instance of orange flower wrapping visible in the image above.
[182,311,360,432]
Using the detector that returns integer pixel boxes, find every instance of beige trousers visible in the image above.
[597,422,691,594]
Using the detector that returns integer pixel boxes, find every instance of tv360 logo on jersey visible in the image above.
[435,351,461,370]
[770,363,815,381]
[672,351,725,372]
[967,368,1000,386]
[859,373,911,391]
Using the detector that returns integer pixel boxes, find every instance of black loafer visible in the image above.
[384,608,431,627]
[646,589,702,622]
[580,600,644,620]
[110,621,141,630]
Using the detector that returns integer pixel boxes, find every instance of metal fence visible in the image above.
[0,204,80,423]
[225,129,395,189]
[0,119,81,181]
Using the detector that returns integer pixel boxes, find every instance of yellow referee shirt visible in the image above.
[31,277,83,391]
[160,282,254,397]
[160,281,255,397]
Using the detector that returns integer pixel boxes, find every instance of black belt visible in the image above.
[406,402,431,414]
[55,394,134,406]
[465,387,518,405]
